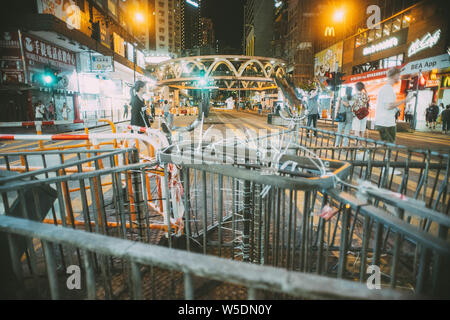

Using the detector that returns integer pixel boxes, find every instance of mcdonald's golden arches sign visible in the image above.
[324,26,335,37]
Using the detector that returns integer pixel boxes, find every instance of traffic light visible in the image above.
[335,72,345,87]
[32,68,60,87]
[325,72,336,89]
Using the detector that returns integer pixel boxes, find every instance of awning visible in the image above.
[401,54,450,76]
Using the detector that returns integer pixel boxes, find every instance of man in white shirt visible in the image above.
[375,68,415,143]
[35,101,45,121]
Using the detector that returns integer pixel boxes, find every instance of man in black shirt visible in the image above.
[428,102,439,130]
[442,105,450,134]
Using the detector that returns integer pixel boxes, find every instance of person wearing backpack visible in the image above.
[352,82,370,143]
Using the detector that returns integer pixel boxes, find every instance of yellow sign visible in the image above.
[324,26,335,37]
[441,75,450,88]
[314,42,343,77]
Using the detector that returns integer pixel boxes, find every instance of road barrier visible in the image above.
[0,123,449,299]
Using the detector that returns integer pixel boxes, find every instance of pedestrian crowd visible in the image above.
[34,100,70,121]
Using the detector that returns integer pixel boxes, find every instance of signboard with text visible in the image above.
[354,28,408,60]
[401,54,450,75]
[21,33,76,71]
[0,31,25,84]
[91,55,114,72]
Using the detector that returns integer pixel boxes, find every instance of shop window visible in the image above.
[383,22,391,37]
[367,29,375,43]
[360,32,367,46]
[402,13,411,28]
[397,53,404,66]
[375,28,382,39]
[355,34,362,48]
[392,16,401,33]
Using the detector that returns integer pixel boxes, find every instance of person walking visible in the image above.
[61,103,71,121]
[442,105,450,134]
[130,80,150,130]
[335,86,354,147]
[150,102,156,119]
[352,82,370,143]
[48,101,55,120]
[123,103,129,119]
[429,102,439,130]
[404,102,413,124]
[34,101,45,121]
[375,67,415,144]
[306,88,320,138]
[163,100,170,121]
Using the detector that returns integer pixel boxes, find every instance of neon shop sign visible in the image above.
[408,29,441,57]
[363,37,399,56]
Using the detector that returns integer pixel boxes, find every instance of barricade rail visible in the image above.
[0,124,449,299]
[0,214,412,300]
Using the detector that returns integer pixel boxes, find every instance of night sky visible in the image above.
[201,0,245,51]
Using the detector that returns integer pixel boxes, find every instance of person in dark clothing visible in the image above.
[442,105,450,134]
[123,103,129,119]
[130,81,150,131]
[427,102,439,129]
[150,102,156,119]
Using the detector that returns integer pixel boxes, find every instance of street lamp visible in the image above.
[133,12,145,82]
[333,9,345,22]
[135,12,144,23]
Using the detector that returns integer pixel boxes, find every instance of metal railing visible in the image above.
[0,126,449,299]
[0,214,412,300]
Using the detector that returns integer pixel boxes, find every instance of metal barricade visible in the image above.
[0,125,449,299]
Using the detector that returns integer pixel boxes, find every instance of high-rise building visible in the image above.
[148,0,182,57]
[272,0,289,60]
[181,0,202,54]
[243,0,274,57]
[200,18,215,48]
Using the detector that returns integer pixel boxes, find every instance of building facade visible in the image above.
[0,0,149,123]
[314,0,449,129]
[243,0,274,57]
[181,0,201,55]
[148,0,183,57]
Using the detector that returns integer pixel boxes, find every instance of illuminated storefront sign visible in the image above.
[401,54,450,75]
[441,74,450,88]
[314,42,343,77]
[363,37,399,56]
[324,27,335,37]
[408,29,441,57]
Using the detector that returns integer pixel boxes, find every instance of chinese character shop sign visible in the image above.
[21,33,76,71]
[408,29,441,58]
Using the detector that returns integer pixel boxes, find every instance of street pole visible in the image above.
[133,46,136,83]
[412,70,421,131]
